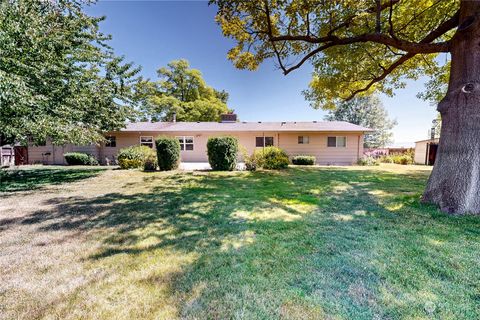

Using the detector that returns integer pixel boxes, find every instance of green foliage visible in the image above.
[357,156,380,166]
[136,59,231,122]
[155,136,180,171]
[379,155,394,164]
[64,153,99,166]
[292,155,316,166]
[0,0,140,145]
[212,1,458,109]
[254,147,289,170]
[207,136,239,171]
[380,151,414,165]
[117,145,155,170]
[143,153,158,172]
[325,96,397,148]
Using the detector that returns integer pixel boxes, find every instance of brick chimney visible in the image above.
[220,113,237,123]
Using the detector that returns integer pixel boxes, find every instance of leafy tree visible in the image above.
[136,59,231,122]
[325,96,396,148]
[0,0,140,146]
[212,0,480,215]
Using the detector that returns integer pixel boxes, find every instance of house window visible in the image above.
[255,136,274,147]
[298,136,309,144]
[140,136,154,148]
[105,136,116,147]
[177,136,194,151]
[327,136,347,148]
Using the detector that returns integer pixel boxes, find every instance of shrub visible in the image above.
[64,152,98,166]
[155,136,180,171]
[357,156,380,166]
[379,152,414,165]
[379,155,394,163]
[117,145,154,169]
[292,155,316,165]
[244,153,259,171]
[143,152,158,171]
[254,146,289,170]
[207,136,238,171]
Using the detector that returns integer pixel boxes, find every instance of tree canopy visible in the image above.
[212,0,458,109]
[136,59,231,122]
[0,0,140,145]
[325,96,396,148]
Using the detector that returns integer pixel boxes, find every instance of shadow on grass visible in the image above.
[0,166,105,192]
[3,167,480,318]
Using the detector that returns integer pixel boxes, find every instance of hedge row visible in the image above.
[64,152,98,166]
[291,155,316,165]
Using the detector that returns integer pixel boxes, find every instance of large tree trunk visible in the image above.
[422,0,480,214]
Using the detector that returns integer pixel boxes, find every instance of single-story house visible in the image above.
[414,138,439,165]
[28,114,373,166]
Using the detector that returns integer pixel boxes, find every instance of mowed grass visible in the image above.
[0,165,105,192]
[1,165,479,319]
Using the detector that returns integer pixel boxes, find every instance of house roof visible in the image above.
[415,138,440,144]
[120,121,374,133]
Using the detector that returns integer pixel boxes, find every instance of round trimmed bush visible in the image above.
[64,152,98,166]
[254,146,289,170]
[207,136,238,171]
[292,155,316,165]
[155,136,180,171]
[117,145,154,169]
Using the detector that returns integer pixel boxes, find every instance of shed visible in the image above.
[414,138,439,165]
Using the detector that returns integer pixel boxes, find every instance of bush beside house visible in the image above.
[155,136,180,171]
[117,145,155,169]
[251,147,289,170]
[64,152,98,165]
[292,155,316,165]
[207,136,238,171]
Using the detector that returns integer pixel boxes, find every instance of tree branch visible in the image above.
[275,9,459,75]
[344,10,460,100]
[375,0,382,33]
[270,33,450,54]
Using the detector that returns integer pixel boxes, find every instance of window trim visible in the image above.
[255,136,274,147]
[105,136,116,148]
[327,136,347,148]
[176,136,194,151]
[140,136,154,148]
[298,136,309,144]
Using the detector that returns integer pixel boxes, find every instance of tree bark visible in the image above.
[422,0,480,214]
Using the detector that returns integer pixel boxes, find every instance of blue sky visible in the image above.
[86,1,439,147]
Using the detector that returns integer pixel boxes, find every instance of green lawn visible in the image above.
[0,165,105,192]
[1,165,479,319]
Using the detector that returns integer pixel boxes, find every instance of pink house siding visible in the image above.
[27,121,370,165]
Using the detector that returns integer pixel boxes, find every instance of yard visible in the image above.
[1,165,479,319]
